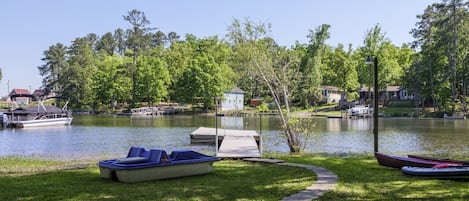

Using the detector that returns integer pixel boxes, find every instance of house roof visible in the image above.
[226,86,244,94]
[33,89,45,96]
[359,86,402,92]
[386,86,400,92]
[9,88,31,96]
[321,85,339,91]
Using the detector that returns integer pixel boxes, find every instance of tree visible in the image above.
[114,28,126,56]
[357,24,388,102]
[227,18,307,153]
[173,36,233,109]
[38,43,68,96]
[96,32,117,56]
[65,36,97,108]
[135,48,171,104]
[299,24,330,108]
[123,9,154,108]
[323,44,359,101]
[93,55,131,110]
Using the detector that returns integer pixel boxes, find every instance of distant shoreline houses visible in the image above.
[5,88,50,105]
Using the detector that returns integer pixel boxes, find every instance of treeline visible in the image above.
[408,0,469,113]
[37,3,459,113]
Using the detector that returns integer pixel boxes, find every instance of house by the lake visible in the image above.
[9,89,31,105]
[221,87,244,111]
[359,86,414,105]
[321,86,341,103]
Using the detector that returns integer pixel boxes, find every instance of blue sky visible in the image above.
[0,0,438,96]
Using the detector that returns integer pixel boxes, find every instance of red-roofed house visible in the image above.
[9,89,31,105]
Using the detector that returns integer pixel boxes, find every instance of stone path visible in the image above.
[243,158,338,201]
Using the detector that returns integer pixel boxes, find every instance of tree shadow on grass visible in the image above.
[0,160,314,201]
[279,155,469,201]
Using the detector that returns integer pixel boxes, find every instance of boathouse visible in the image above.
[221,87,244,111]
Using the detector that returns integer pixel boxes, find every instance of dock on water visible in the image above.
[190,127,261,158]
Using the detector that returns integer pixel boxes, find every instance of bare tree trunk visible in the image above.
[451,0,457,113]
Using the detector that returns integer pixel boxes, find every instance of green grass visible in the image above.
[380,107,418,117]
[272,154,469,201]
[6,154,469,200]
[0,158,313,201]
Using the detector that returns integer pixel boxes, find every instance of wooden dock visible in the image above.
[190,127,261,158]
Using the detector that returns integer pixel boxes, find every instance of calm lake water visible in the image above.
[1,115,469,160]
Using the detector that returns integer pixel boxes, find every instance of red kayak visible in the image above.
[375,152,464,169]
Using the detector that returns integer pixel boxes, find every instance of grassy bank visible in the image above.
[274,154,469,200]
[0,157,313,201]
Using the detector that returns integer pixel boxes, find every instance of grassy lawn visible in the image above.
[380,107,418,117]
[4,154,469,200]
[0,157,313,201]
[274,154,469,201]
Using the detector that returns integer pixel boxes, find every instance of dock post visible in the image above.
[215,97,219,154]
[259,113,262,157]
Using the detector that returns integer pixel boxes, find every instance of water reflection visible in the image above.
[1,115,469,160]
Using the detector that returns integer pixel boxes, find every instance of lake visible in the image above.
[1,115,469,160]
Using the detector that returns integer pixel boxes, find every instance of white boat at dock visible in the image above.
[130,107,162,117]
[347,105,371,117]
[4,97,72,128]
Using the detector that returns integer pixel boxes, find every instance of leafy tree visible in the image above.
[135,48,171,104]
[324,44,359,101]
[65,36,97,108]
[356,24,388,102]
[227,18,307,153]
[173,36,233,109]
[299,24,330,108]
[93,55,131,110]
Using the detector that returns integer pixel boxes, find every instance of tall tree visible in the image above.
[65,36,97,108]
[357,24,388,102]
[123,9,154,108]
[299,24,330,108]
[38,43,68,96]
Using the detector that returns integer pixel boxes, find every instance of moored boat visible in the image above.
[408,155,469,164]
[98,147,220,183]
[375,152,463,169]
[5,97,72,128]
[401,166,469,179]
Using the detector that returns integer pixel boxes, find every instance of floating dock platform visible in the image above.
[190,127,261,158]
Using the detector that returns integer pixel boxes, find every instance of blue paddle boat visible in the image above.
[98,147,220,183]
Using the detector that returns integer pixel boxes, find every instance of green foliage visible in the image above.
[256,102,269,112]
[288,117,318,152]
[35,5,466,114]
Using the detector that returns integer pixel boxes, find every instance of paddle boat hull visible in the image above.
[401,166,469,179]
[98,147,219,183]
[375,152,463,169]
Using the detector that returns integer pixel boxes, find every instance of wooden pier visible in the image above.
[190,127,261,158]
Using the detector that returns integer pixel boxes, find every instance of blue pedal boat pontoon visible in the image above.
[98,147,220,183]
